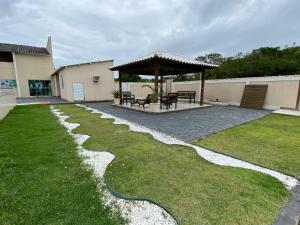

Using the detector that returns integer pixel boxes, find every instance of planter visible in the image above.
[114,98,120,105]
[150,103,160,112]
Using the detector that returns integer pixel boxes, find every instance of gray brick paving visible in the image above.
[274,185,300,225]
[84,102,300,224]
[17,97,68,104]
[83,102,271,141]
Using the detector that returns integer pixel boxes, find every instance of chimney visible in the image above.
[46,36,52,55]
[46,36,55,72]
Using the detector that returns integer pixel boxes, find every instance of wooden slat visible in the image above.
[240,85,268,109]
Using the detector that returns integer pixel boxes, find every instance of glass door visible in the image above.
[28,80,52,97]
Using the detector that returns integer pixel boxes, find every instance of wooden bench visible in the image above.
[177,91,196,103]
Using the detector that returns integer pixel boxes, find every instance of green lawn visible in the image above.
[193,114,300,177]
[57,104,289,225]
[0,105,124,225]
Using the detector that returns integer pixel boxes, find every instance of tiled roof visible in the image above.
[0,43,49,55]
[111,51,219,69]
[51,60,113,76]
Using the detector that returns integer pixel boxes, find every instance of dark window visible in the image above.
[0,52,13,62]
[28,80,52,96]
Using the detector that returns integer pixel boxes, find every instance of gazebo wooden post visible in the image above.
[154,67,159,102]
[119,71,122,105]
[200,69,206,105]
[160,76,163,109]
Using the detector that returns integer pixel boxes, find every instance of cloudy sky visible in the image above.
[1,0,300,68]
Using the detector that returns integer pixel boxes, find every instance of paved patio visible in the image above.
[17,97,68,105]
[84,102,271,141]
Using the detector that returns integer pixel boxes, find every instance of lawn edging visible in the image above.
[77,104,298,190]
[195,144,297,179]
[103,156,179,225]
[55,104,296,225]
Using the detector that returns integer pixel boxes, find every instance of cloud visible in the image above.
[1,0,300,67]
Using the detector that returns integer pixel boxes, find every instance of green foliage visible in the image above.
[142,84,158,103]
[197,46,300,79]
[150,92,158,103]
[57,104,288,225]
[195,53,225,65]
[111,89,120,98]
[0,105,124,225]
[116,73,141,82]
[194,114,300,176]
[173,74,199,81]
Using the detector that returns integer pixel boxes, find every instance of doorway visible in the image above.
[28,80,52,96]
[72,82,84,101]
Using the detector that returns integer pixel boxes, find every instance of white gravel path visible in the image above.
[50,105,177,225]
[76,104,298,190]
[273,109,300,117]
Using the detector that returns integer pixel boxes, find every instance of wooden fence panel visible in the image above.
[240,85,268,109]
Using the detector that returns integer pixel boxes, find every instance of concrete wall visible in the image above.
[58,60,114,102]
[15,53,55,97]
[250,80,299,109]
[173,81,201,100]
[128,82,154,98]
[0,62,15,79]
[0,88,16,120]
[118,75,300,110]
[204,82,245,105]
[204,76,300,109]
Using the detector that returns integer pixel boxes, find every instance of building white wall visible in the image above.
[57,60,114,102]
[0,62,15,80]
[14,53,55,97]
[0,88,16,120]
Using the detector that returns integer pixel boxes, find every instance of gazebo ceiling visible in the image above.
[110,51,218,75]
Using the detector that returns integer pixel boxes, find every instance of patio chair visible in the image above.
[131,94,151,109]
[161,92,178,110]
[122,91,135,105]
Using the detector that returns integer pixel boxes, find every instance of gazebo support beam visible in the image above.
[160,76,163,109]
[154,67,159,102]
[200,70,205,105]
[119,71,122,105]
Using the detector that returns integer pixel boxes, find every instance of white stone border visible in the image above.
[76,104,298,190]
[273,109,300,117]
[50,105,177,225]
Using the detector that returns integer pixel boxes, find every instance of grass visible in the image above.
[57,104,289,225]
[193,114,300,177]
[0,105,124,225]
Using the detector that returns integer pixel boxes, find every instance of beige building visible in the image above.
[0,37,115,102]
[51,60,114,102]
[0,37,55,97]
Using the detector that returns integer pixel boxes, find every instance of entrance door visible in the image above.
[72,82,84,101]
[28,80,52,96]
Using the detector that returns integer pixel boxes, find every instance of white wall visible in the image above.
[116,75,300,110]
[0,88,16,120]
[58,61,114,102]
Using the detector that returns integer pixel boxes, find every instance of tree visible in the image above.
[195,53,224,65]
[196,46,300,79]
[116,74,141,82]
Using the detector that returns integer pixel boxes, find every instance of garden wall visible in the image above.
[114,75,300,110]
[202,75,300,110]
[0,88,16,120]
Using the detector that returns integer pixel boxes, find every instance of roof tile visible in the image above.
[0,43,49,55]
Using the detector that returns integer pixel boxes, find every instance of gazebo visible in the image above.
[110,51,218,106]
